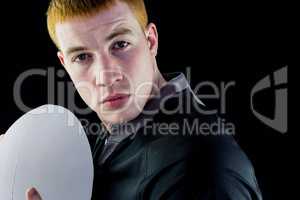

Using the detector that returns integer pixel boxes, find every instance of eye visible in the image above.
[112,41,130,50]
[73,53,92,63]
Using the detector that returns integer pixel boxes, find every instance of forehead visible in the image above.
[55,1,141,51]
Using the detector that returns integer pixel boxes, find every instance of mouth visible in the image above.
[101,93,131,109]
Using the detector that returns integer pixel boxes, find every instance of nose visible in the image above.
[95,55,124,87]
[96,69,124,87]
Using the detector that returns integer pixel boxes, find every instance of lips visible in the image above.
[102,93,130,104]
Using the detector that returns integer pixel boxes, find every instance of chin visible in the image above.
[106,116,126,124]
[101,109,140,125]
[101,116,127,125]
[96,99,147,125]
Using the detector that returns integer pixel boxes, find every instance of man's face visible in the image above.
[55,1,158,125]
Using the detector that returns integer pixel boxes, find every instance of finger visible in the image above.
[0,134,4,142]
[26,187,42,200]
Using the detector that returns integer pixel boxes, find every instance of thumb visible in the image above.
[26,187,42,200]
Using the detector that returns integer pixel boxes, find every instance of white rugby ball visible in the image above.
[0,105,94,200]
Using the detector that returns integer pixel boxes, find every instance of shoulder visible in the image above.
[140,132,262,199]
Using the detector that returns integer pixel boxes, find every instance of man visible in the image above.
[1,0,263,199]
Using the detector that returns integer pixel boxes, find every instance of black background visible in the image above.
[0,1,295,199]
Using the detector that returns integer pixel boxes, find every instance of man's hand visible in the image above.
[26,188,42,200]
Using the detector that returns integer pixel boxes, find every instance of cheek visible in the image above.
[123,46,154,81]
[76,85,99,110]
[67,71,98,107]
[123,49,155,98]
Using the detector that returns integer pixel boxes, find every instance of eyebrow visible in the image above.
[65,27,133,56]
[66,47,89,56]
[105,27,134,42]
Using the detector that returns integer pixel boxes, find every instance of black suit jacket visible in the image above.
[91,88,262,200]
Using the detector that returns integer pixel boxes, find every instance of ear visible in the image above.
[57,51,66,67]
[145,23,158,57]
